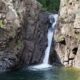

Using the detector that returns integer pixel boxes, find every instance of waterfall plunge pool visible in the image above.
[0,67,80,80]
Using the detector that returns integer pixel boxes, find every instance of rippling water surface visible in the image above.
[0,67,80,80]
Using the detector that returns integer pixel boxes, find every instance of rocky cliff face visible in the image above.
[0,0,24,72]
[54,0,80,68]
[22,0,49,65]
[0,0,49,72]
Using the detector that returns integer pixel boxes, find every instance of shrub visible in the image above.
[37,0,60,12]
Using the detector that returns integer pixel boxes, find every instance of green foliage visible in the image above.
[0,20,5,28]
[37,0,60,12]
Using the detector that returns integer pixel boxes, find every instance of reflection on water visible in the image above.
[0,67,80,80]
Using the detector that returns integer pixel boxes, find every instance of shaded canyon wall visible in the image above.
[0,0,49,72]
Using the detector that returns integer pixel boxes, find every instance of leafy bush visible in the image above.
[37,0,60,12]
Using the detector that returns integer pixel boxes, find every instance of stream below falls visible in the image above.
[0,67,80,80]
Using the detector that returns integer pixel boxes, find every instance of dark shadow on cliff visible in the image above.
[49,40,63,66]
[21,9,51,67]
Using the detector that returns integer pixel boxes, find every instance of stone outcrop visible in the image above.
[0,0,50,72]
[0,0,25,72]
[54,0,80,68]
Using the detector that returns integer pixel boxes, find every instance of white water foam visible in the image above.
[29,14,58,70]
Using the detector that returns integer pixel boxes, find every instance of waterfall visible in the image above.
[43,29,54,64]
[29,14,58,70]
[43,14,58,64]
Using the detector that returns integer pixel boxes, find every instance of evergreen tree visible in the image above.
[37,0,60,11]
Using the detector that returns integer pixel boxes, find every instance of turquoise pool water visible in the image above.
[0,67,80,80]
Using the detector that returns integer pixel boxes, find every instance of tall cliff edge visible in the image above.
[54,0,80,68]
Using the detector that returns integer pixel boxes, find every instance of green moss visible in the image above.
[0,20,5,28]
[16,40,23,50]
[74,33,80,42]
[16,40,22,47]
[37,0,60,12]
[55,34,65,42]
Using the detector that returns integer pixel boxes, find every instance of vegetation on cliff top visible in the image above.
[37,0,60,12]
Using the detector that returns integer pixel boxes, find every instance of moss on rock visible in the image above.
[0,20,5,28]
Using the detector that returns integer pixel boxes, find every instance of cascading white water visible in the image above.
[43,14,58,64]
[29,14,58,70]
[43,29,54,64]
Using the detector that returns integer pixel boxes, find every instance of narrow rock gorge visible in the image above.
[0,0,80,72]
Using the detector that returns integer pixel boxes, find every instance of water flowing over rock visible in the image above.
[54,0,80,68]
[28,14,58,70]
[1,0,80,72]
